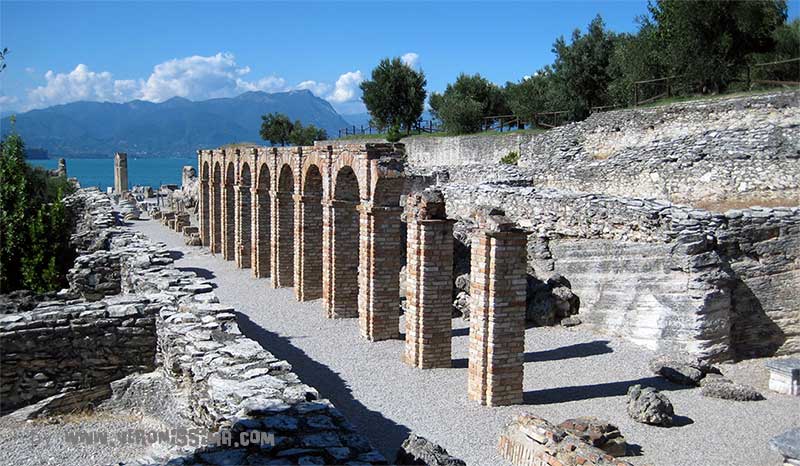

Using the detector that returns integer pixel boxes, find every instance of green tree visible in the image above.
[0,47,8,73]
[607,18,668,106]
[429,73,509,134]
[288,121,328,146]
[750,18,800,83]
[505,66,565,124]
[360,57,427,132]
[0,128,29,291]
[650,0,787,93]
[551,15,619,119]
[260,113,294,146]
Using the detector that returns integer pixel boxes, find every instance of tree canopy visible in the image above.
[260,113,327,146]
[429,73,509,134]
[360,57,427,132]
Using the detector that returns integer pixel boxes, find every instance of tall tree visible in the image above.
[607,18,668,106]
[429,73,509,134]
[650,0,787,93]
[288,121,327,146]
[551,15,619,118]
[260,113,294,146]
[360,57,427,132]
[505,66,564,124]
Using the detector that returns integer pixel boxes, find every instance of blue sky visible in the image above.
[2,1,798,115]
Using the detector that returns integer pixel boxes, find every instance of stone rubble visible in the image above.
[626,384,675,427]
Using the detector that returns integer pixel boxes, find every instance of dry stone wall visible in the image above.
[440,183,800,362]
[0,188,386,465]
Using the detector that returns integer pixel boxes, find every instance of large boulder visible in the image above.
[649,353,720,386]
[626,384,674,427]
[452,292,472,319]
[526,273,580,326]
[395,433,466,466]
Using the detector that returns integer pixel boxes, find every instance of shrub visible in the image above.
[500,151,520,165]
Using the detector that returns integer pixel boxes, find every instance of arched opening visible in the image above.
[237,163,252,268]
[274,164,295,287]
[325,166,360,318]
[200,161,210,246]
[253,164,271,278]
[223,162,236,260]
[296,164,323,301]
[212,162,222,253]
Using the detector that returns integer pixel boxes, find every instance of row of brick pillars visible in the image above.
[199,150,528,406]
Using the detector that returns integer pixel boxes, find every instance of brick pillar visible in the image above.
[235,184,252,268]
[252,187,270,278]
[271,189,294,287]
[210,179,222,254]
[468,208,528,406]
[322,200,360,318]
[199,175,210,246]
[404,190,454,368]
[222,179,236,260]
[295,194,323,301]
[358,203,403,341]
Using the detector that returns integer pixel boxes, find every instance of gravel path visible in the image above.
[0,413,173,466]
[134,219,798,466]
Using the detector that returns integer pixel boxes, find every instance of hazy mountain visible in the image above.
[1,90,351,157]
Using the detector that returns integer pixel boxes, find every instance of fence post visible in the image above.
[667,77,671,99]
[747,66,752,90]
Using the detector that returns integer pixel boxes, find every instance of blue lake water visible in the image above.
[28,158,196,189]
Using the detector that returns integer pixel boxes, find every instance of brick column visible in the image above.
[404,190,454,369]
[235,184,252,268]
[358,203,403,341]
[251,187,270,278]
[199,175,210,247]
[295,194,323,301]
[222,179,236,260]
[210,179,222,254]
[271,189,294,287]
[322,200,360,318]
[468,208,528,406]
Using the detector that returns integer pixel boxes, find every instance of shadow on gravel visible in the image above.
[451,327,470,337]
[235,311,412,460]
[178,267,216,281]
[522,376,692,405]
[450,340,614,368]
[168,250,185,260]
[524,340,613,363]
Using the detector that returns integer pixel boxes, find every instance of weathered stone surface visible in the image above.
[626,384,675,427]
[649,353,720,386]
[395,433,466,466]
[558,417,627,457]
[700,381,765,401]
[498,413,634,466]
[770,428,800,462]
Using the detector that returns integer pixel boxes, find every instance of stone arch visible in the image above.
[253,163,271,278]
[324,165,360,318]
[236,162,252,268]
[211,161,222,254]
[295,164,323,301]
[273,164,295,287]
[223,161,236,260]
[200,160,210,246]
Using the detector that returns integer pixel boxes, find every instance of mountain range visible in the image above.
[1,90,353,158]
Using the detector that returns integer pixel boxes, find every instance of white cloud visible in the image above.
[0,95,19,107]
[294,80,330,97]
[24,67,35,74]
[327,70,363,104]
[27,64,141,109]
[21,53,365,112]
[401,52,420,69]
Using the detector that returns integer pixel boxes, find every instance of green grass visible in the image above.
[337,127,546,141]
[336,133,388,141]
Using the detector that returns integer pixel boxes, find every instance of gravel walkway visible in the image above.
[134,219,798,466]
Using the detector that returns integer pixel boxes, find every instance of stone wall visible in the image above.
[0,296,158,414]
[404,91,800,209]
[518,91,800,208]
[0,187,385,465]
[440,183,800,362]
[404,132,534,166]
